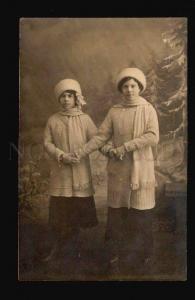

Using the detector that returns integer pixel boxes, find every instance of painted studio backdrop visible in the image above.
[19,18,187,281]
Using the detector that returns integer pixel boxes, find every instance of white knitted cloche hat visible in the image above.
[54,79,82,99]
[54,78,86,105]
[116,68,146,93]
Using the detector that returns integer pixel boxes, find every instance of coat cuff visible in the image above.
[100,144,113,155]
[124,141,137,152]
[56,149,66,166]
[75,147,87,159]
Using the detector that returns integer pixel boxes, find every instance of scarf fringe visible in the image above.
[73,181,94,191]
[130,181,157,190]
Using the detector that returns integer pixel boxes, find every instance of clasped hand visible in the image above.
[61,152,80,164]
[109,145,126,160]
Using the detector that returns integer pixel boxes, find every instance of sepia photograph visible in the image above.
[18,17,187,281]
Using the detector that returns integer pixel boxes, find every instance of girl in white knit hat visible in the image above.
[43,78,98,261]
[75,68,159,275]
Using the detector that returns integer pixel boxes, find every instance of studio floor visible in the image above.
[18,190,186,281]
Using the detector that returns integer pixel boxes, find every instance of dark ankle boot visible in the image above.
[59,231,81,260]
[107,256,120,276]
[41,240,60,262]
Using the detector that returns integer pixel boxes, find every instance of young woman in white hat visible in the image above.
[43,79,98,261]
[75,68,159,275]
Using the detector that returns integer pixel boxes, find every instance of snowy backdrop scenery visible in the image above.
[18,18,187,281]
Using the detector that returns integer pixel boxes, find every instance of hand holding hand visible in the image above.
[62,153,80,164]
[74,148,86,160]
[114,145,126,160]
[109,148,117,159]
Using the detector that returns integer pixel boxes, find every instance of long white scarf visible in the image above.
[127,97,157,190]
[59,108,94,192]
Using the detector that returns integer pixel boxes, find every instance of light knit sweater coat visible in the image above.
[80,97,159,210]
[44,110,97,197]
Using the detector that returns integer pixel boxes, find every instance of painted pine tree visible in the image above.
[143,20,187,183]
[157,19,187,140]
[143,53,162,107]
[157,19,187,182]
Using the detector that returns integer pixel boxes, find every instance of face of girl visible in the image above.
[121,78,141,100]
[59,91,76,110]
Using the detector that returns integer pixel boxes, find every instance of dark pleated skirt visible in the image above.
[49,196,98,239]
